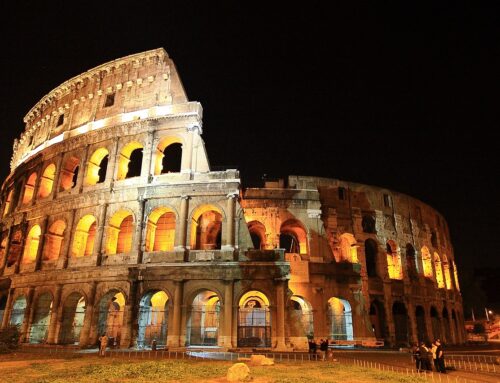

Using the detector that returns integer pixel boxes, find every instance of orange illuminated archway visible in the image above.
[434,252,445,288]
[2,190,13,217]
[116,142,143,180]
[38,164,56,198]
[190,204,223,250]
[22,172,37,204]
[247,220,266,250]
[154,136,184,175]
[452,261,460,291]
[145,207,176,252]
[43,220,66,261]
[442,254,452,290]
[59,157,80,191]
[23,225,41,264]
[386,240,403,279]
[72,215,97,257]
[421,246,433,278]
[339,233,359,263]
[85,148,109,185]
[279,219,307,255]
[106,211,134,254]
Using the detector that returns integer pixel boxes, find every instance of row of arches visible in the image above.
[4,290,354,348]
[2,138,184,217]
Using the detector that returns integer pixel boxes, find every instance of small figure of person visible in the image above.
[151,339,157,351]
[311,339,318,359]
[431,340,438,371]
[320,339,329,361]
[419,341,432,371]
[98,334,108,357]
[412,342,421,371]
[435,339,446,373]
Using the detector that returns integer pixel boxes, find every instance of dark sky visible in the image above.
[0,2,498,306]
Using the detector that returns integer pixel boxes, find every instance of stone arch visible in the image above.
[442,254,452,290]
[29,292,53,343]
[386,240,403,279]
[362,215,376,233]
[106,210,135,255]
[0,295,7,325]
[327,297,353,341]
[2,190,13,217]
[405,244,418,280]
[237,290,271,348]
[279,219,308,255]
[421,246,433,278]
[145,207,176,252]
[43,219,66,261]
[186,289,221,346]
[289,295,314,339]
[59,156,80,191]
[6,227,22,267]
[38,163,56,198]
[415,305,428,342]
[433,252,444,288]
[116,141,143,180]
[97,290,126,345]
[190,204,223,250]
[72,215,97,257]
[339,233,358,263]
[137,290,169,348]
[23,224,41,264]
[59,292,86,344]
[392,301,409,346]
[154,136,184,175]
[442,307,452,343]
[369,299,387,340]
[365,239,379,277]
[430,306,441,341]
[9,295,27,326]
[247,220,266,250]
[22,172,37,205]
[85,147,109,185]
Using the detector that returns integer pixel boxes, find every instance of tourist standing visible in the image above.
[435,339,446,373]
[431,340,438,371]
[98,334,108,357]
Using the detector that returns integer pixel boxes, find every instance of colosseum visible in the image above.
[0,48,464,351]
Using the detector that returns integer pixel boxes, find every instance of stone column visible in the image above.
[15,221,29,274]
[167,280,184,348]
[0,227,12,275]
[79,281,98,347]
[20,287,35,343]
[181,126,197,173]
[94,203,108,266]
[220,280,234,348]
[35,217,48,271]
[47,284,63,344]
[275,279,287,350]
[222,193,238,252]
[1,288,14,328]
[120,281,138,348]
[174,196,190,253]
[406,301,418,344]
[61,209,77,269]
[135,197,146,264]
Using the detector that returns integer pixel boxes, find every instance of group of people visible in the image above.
[308,339,331,361]
[412,339,446,373]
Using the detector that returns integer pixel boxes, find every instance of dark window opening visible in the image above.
[104,93,115,108]
[338,187,346,200]
[250,233,262,250]
[161,143,182,173]
[57,114,64,127]
[431,231,438,248]
[98,155,109,183]
[279,233,299,253]
[125,149,143,178]
[362,215,376,233]
[71,166,79,188]
[365,239,378,277]
[383,194,391,207]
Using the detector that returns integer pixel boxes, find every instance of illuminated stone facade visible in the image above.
[0,49,464,350]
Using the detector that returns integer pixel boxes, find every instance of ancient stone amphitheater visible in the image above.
[0,48,464,350]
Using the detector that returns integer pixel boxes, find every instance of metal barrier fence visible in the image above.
[446,354,497,365]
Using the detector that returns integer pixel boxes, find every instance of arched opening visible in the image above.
[328,297,353,341]
[339,233,358,263]
[85,148,109,185]
[145,208,176,252]
[71,215,97,257]
[365,239,379,277]
[187,290,220,346]
[386,240,403,279]
[247,221,266,250]
[430,306,441,341]
[59,293,86,345]
[38,163,56,198]
[106,211,134,255]
[406,244,418,280]
[43,220,66,261]
[452,261,460,291]
[0,295,7,325]
[154,137,183,175]
[191,205,222,250]
[392,302,409,345]
[442,308,452,343]
[362,215,376,233]
[59,156,80,191]
[415,306,428,342]
[6,228,22,267]
[237,291,271,348]
[2,190,13,217]
[431,230,438,248]
[442,255,452,290]
[10,296,27,326]
[97,291,125,346]
[290,296,314,339]
[421,246,433,278]
[434,253,445,288]
[23,225,41,264]
[22,172,37,204]
[280,219,307,255]
[29,292,53,344]
[452,310,460,343]
[369,300,387,340]
[117,142,143,180]
[137,291,168,348]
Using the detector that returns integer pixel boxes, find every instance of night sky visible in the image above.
[1,3,498,312]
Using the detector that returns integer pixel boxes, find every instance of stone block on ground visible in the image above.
[250,354,274,366]
[227,362,251,382]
